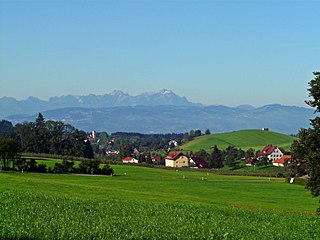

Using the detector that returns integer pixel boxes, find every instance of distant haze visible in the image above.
[1,90,315,135]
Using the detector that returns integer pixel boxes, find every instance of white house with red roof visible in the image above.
[258,145,284,162]
[165,151,189,167]
[122,156,139,164]
[273,155,292,167]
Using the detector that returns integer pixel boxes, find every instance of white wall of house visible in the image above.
[165,159,175,167]
[165,156,188,167]
[267,147,283,162]
[272,162,284,167]
[123,158,139,164]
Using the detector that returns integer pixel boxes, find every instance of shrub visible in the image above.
[285,177,308,186]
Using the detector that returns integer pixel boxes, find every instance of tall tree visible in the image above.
[119,144,133,159]
[84,140,94,159]
[46,120,65,155]
[0,137,19,170]
[14,122,36,152]
[34,113,49,153]
[292,72,320,200]
[0,120,14,137]
[209,145,224,168]
[245,148,255,159]
[224,146,238,168]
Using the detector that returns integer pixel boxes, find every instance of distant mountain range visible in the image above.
[0,89,195,119]
[0,90,315,134]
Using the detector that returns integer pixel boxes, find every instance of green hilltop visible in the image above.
[180,129,297,152]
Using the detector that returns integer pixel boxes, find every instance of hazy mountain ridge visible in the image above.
[6,104,314,135]
[1,90,314,134]
[0,89,195,119]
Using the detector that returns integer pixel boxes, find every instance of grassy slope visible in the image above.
[0,165,319,239]
[180,129,296,152]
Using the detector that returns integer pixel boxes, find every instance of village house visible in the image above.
[258,145,283,162]
[189,157,209,168]
[122,157,139,164]
[165,151,189,168]
[272,155,292,167]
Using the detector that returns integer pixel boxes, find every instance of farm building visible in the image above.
[258,145,283,162]
[272,155,292,167]
[165,151,189,168]
[122,157,139,164]
[189,157,209,168]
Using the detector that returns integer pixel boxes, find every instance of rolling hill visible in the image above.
[180,129,297,152]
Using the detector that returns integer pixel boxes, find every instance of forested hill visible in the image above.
[5,104,314,135]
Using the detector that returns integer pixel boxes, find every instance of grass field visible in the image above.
[180,129,297,152]
[0,165,319,239]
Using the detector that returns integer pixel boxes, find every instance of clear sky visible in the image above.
[0,0,319,107]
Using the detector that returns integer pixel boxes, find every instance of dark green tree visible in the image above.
[292,72,320,200]
[119,144,133,159]
[245,148,255,159]
[224,146,239,168]
[79,159,100,174]
[209,145,224,168]
[194,149,209,160]
[0,137,19,170]
[0,120,14,137]
[68,129,88,157]
[84,140,94,159]
[194,130,202,137]
[46,120,65,155]
[54,160,75,173]
[146,153,153,164]
[205,129,211,135]
[14,122,36,152]
[256,156,269,166]
[34,113,49,153]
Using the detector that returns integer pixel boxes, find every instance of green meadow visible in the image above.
[0,165,319,239]
[180,129,297,152]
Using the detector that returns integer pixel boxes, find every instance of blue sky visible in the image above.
[0,0,319,107]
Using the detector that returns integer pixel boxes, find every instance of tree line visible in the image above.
[0,113,94,158]
[0,113,113,175]
[190,146,258,169]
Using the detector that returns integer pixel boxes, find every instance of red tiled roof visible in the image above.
[259,145,277,157]
[166,151,183,160]
[122,157,133,161]
[273,155,291,164]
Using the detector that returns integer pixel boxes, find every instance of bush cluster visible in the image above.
[285,177,308,186]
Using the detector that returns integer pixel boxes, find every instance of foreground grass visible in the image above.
[0,165,319,239]
[1,191,319,240]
